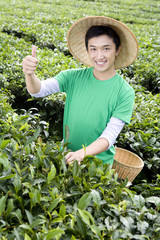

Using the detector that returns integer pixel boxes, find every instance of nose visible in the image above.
[97,50,104,59]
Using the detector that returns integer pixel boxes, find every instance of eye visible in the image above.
[104,47,110,51]
[90,48,96,51]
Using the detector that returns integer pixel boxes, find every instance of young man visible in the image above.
[23,16,138,166]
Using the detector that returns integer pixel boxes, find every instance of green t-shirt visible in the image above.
[55,67,135,165]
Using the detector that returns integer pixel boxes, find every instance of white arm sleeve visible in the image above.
[28,78,60,98]
[99,117,125,149]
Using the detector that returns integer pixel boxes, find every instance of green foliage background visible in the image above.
[0,0,160,239]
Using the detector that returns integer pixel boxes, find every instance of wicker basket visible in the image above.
[112,147,144,182]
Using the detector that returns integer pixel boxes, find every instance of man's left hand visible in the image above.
[65,149,85,165]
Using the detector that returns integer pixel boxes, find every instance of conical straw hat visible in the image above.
[67,16,139,69]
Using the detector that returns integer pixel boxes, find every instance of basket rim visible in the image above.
[114,147,144,169]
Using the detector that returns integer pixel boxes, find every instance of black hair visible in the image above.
[85,25,121,51]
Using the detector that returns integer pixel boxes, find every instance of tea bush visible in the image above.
[0,95,160,240]
[117,88,160,180]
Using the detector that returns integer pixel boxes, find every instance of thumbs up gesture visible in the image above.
[23,45,38,76]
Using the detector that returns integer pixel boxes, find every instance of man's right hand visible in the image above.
[22,45,38,76]
[23,46,41,94]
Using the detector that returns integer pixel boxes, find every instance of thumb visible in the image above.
[32,45,36,58]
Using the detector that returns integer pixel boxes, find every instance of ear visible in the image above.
[116,45,121,56]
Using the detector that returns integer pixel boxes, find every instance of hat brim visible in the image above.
[67,16,139,69]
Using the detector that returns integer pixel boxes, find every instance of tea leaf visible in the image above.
[133,195,145,209]
[14,162,21,176]
[49,198,62,212]
[31,218,46,228]
[76,214,86,236]
[13,228,21,240]
[88,162,96,177]
[20,224,33,233]
[24,136,35,146]
[59,203,66,218]
[120,216,134,231]
[91,189,101,207]
[29,164,35,179]
[137,220,149,234]
[0,139,11,149]
[90,225,101,238]
[24,233,32,240]
[11,209,22,223]
[46,229,64,240]
[78,192,91,210]
[47,164,56,184]
[33,127,41,139]
[0,153,10,171]
[6,198,14,216]
[0,174,15,180]
[25,210,33,225]
[146,196,160,205]
[77,209,90,226]
[105,216,114,231]
[72,160,79,176]
[146,196,160,210]
[19,122,30,131]
[51,217,63,224]
[0,196,6,216]
[13,174,21,193]
[29,189,41,206]
[71,236,76,240]
[83,210,95,224]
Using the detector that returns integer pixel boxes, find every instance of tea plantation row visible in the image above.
[1,0,160,93]
[0,92,160,239]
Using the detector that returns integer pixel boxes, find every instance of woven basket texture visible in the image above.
[112,147,144,182]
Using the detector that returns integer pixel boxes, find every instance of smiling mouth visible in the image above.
[95,61,107,65]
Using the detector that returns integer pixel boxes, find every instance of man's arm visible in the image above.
[65,138,109,164]
[65,117,125,164]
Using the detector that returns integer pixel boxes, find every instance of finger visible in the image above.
[67,160,75,165]
[65,152,73,160]
[25,55,38,63]
[23,60,37,70]
[23,59,37,67]
[66,155,75,164]
[32,45,36,58]
[23,61,37,68]
[23,70,35,75]
[23,67,37,74]
[66,155,81,164]
[23,64,37,73]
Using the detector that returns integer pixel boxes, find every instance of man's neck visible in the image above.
[93,68,116,81]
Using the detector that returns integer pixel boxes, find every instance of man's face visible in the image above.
[87,34,120,79]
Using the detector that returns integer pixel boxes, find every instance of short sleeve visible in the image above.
[112,83,135,124]
[54,70,72,93]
